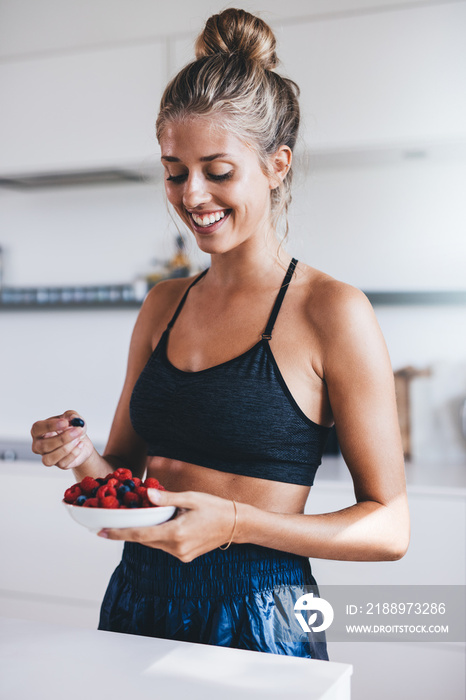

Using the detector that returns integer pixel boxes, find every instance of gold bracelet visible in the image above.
[219,500,238,550]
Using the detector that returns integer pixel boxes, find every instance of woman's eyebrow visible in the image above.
[161,153,230,163]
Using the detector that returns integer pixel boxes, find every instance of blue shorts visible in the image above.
[98,541,329,660]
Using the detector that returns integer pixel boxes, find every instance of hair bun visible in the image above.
[194,8,278,70]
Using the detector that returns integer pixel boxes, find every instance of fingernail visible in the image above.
[70,418,85,427]
[147,488,162,503]
[97,530,108,538]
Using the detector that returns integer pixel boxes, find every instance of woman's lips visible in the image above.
[188,209,231,234]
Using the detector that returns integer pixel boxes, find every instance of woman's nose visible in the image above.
[182,174,211,209]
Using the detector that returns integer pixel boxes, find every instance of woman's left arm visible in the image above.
[235,284,410,561]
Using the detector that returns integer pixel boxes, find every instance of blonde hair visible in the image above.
[156,8,300,240]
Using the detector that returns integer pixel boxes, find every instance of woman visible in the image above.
[31,8,409,660]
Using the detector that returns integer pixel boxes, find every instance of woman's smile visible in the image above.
[188,209,231,234]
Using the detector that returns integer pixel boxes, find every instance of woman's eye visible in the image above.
[208,171,233,182]
[166,173,188,184]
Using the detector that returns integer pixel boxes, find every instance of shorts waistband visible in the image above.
[120,542,313,599]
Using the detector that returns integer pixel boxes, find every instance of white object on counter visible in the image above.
[0,618,352,700]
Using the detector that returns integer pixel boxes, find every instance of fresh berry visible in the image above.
[80,476,100,495]
[112,468,133,482]
[64,484,82,504]
[97,485,117,501]
[99,496,120,509]
[135,486,151,507]
[82,498,99,508]
[69,417,85,427]
[144,477,160,489]
[123,492,141,508]
[64,469,165,509]
[117,485,131,499]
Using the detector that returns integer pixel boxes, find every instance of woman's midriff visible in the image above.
[146,455,310,514]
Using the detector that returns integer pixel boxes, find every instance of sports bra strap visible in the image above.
[166,268,209,331]
[262,258,298,340]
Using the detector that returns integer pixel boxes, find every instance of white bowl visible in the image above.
[63,501,176,533]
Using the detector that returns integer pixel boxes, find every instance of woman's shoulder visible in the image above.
[298,263,376,340]
[130,274,203,346]
[140,273,201,318]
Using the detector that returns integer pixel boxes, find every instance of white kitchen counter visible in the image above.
[0,618,352,700]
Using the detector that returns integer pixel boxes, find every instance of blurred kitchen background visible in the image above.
[0,1,465,699]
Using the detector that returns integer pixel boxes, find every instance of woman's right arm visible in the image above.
[30,280,181,481]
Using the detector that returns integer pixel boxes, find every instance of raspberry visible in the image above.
[97,484,117,501]
[106,478,119,489]
[112,468,133,482]
[82,498,99,508]
[135,486,151,507]
[132,477,142,487]
[144,478,160,489]
[100,496,120,509]
[80,476,100,495]
[64,484,82,504]
[123,492,141,508]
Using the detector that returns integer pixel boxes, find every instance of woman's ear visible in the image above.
[268,145,292,189]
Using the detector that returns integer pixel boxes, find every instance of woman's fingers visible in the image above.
[31,416,69,440]
[31,411,87,469]
[41,436,84,468]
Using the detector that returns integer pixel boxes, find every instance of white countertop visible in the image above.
[0,618,352,700]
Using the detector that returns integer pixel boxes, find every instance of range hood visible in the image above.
[0,167,158,189]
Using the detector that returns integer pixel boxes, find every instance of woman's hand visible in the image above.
[31,410,94,470]
[98,489,238,562]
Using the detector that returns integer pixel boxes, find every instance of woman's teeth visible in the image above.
[191,210,226,227]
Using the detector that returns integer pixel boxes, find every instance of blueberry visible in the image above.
[69,417,85,427]
[96,478,106,484]
[117,485,130,498]
[123,479,135,490]
[75,495,87,506]
[91,487,99,497]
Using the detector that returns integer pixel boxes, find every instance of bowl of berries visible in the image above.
[63,468,175,532]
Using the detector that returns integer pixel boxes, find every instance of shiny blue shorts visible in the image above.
[98,541,329,660]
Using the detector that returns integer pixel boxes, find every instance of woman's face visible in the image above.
[160,117,276,256]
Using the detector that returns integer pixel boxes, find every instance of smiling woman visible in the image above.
[30,7,409,662]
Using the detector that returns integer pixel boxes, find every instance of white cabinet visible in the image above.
[0,43,165,174]
[306,480,466,585]
[0,463,123,628]
[278,3,466,149]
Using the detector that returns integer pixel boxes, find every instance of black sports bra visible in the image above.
[130,258,330,486]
